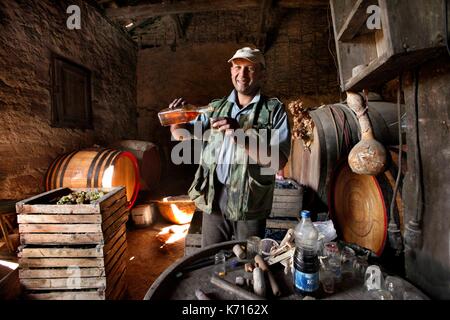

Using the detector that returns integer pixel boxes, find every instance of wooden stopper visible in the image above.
[232,244,246,259]
[254,255,268,271]
[254,254,281,297]
[235,276,245,286]
[195,289,211,300]
[244,262,254,273]
[252,267,266,297]
[210,275,264,300]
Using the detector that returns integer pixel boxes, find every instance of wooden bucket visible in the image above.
[287,101,400,208]
[113,140,161,192]
[45,148,140,208]
[330,148,406,256]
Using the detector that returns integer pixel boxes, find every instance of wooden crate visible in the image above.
[330,0,446,92]
[268,179,303,230]
[16,187,129,300]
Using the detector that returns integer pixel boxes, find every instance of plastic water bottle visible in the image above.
[293,210,320,297]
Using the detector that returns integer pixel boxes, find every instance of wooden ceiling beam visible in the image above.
[257,0,273,51]
[169,14,186,39]
[126,18,151,32]
[106,0,328,20]
[97,0,115,5]
[280,0,329,9]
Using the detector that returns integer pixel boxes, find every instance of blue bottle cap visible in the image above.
[301,210,311,218]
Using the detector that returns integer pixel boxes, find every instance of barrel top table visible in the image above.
[144,241,429,300]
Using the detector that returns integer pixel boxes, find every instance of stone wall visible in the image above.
[0,0,137,200]
[136,8,340,145]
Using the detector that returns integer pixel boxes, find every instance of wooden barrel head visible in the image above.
[113,140,161,192]
[111,151,140,207]
[45,148,140,208]
[332,163,387,256]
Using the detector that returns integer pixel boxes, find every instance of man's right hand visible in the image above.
[169,97,187,109]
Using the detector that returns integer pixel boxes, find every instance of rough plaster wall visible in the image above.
[136,8,340,145]
[0,0,137,200]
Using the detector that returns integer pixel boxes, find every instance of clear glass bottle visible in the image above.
[214,250,226,277]
[158,104,213,126]
[323,242,342,284]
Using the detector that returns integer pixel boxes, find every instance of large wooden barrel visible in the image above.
[113,140,161,192]
[287,101,400,208]
[330,148,406,256]
[45,148,140,208]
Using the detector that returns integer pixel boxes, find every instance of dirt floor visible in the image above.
[122,163,196,300]
[122,218,186,300]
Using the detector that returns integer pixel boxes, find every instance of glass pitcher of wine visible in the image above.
[158,104,213,126]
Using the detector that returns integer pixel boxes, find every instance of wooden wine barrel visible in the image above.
[113,140,161,192]
[45,148,140,208]
[330,149,406,256]
[287,101,400,207]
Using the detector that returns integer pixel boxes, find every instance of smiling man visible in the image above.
[169,47,291,247]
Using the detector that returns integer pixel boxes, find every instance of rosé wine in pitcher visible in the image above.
[158,104,213,126]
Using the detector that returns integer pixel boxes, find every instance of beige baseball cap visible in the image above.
[227,47,266,68]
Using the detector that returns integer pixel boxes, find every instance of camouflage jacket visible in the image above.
[188,95,281,221]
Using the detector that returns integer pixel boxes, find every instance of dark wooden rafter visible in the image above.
[105,0,329,20]
[101,0,136,28]
[127,18,155,32]
[169,14,186,39]
[167,0,186,39]
[257,0,273,52]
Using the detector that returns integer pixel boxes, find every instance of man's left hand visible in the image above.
[211,117,240,132]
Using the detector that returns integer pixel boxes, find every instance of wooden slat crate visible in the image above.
[268,179,303,230]
[15,186,129,300]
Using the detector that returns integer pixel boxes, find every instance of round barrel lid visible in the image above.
[331,162,387,256]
